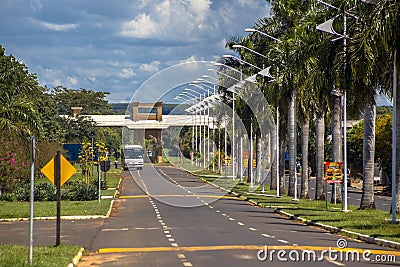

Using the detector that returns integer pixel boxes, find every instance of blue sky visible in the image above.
[0,0,270,103]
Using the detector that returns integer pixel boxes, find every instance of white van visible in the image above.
[123,145,144,170]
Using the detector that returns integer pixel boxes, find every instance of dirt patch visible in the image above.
[77,253,140,267]
[78,252,132,266]
[108,199,121,217]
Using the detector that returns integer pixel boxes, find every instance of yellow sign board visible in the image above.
[41,155,76,186]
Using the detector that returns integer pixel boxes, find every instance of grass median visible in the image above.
[0,244,81,267]
[200,174,400,244]
[0,166,122,219]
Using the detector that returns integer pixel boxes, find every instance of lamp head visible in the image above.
[245,28,256,32]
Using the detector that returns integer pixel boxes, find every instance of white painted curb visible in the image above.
[67,247,84,267]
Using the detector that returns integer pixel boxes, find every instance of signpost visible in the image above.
[29,136,35,265]
[99,160,111,202]
[324,161,343,208]
[41,151,76,246]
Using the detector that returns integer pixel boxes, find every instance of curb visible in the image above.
[67,247,84,267]
[0,215,108,222]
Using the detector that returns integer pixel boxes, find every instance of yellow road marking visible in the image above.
[119,194,239,200]
[98,245,400,256]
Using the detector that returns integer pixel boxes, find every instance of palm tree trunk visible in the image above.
[315,115,325,200]
[288,94,295,197]
[279,118,287,194]
[300,116,310,199]
[360,101,376,209]
[331,93,342,203]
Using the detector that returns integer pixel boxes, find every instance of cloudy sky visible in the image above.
[0,0,270,103]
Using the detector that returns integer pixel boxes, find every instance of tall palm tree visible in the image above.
[0,46,40,135]
[348,0,398,209]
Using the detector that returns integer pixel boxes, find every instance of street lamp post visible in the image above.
[197,79,220,172]
[189,84,210,170]
[176,95,198,165]
[208,68,241,179]
[392,49,397,223]
[242,29,282,197]
[193,81,213,169]
[182,90,204,167]
[316,0,357,211]
[233,42,281,196]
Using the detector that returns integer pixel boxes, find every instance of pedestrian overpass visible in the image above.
[83,102,216,163]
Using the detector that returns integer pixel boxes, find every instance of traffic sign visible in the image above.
[41,155,76,186]
[100,160,111,172]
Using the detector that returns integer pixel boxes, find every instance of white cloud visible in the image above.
[120,13,158,38]
[140,61,160,72]
[119,68,136,79]
[119,0,213,41]
[188,0,211,15]
[180,55,198,63]
[40,21,78,31]
[67,76,78,86]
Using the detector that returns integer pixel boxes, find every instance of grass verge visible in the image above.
[0,244,81,267]
[200,174,400,244]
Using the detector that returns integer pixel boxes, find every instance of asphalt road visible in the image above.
[0,165,398,266]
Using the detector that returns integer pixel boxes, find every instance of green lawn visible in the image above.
[200,174,400,244]
[0,244,81,267]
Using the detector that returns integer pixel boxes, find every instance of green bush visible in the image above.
[90,179,107,190]
[62,182,98,201]
[69,183,98,201]
[35,183,56,201]
[0,192,13,201]
[10,181,98,202]
[14,184,30,202]
[14,183,57,202]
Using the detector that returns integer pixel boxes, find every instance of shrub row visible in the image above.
[0,181,100,202]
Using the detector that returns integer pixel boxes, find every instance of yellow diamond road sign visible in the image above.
[41,155,76,186]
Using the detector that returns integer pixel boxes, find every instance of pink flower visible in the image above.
[10,158,15,166]
[20,162,26,167]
